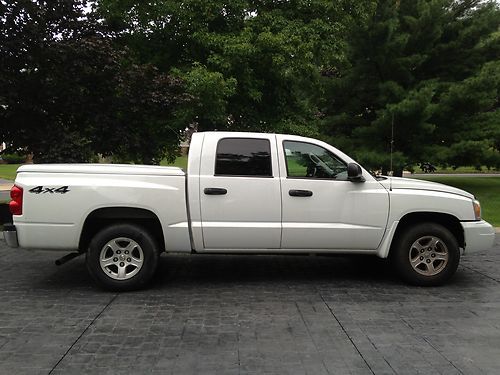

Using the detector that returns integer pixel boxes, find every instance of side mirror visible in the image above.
[347,163,365,182]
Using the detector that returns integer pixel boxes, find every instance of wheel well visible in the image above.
[392,212,465,250]
[79,207,165,253]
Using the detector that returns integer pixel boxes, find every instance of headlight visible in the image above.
[472,199,481,220]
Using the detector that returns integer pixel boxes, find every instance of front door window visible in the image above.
[283,141,348,180]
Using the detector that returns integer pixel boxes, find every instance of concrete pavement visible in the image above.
[0,235,499,374]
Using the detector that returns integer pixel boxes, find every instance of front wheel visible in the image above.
[391,223,460,286]
[86,223,159,291]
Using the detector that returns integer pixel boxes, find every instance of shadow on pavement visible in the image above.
[151,253,399,287]
[31,252,400,292]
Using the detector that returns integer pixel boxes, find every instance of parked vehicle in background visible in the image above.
[3,132,495,290]
[419,162,437,173]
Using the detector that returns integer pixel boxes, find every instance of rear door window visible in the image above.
[215,138,272,177]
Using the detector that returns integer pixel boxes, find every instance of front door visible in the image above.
[199,134,281,250]
[278,136,389,250]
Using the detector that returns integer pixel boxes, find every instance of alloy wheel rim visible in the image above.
[409,236,449,276]
[99,237,144,280]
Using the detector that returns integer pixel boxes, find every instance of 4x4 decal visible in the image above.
[29,186,70,194]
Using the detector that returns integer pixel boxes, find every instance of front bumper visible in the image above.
[2,223,18,248]
[461,220,495,254]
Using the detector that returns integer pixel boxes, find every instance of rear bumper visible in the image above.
[3,223,18,248]
[461,220,495,254]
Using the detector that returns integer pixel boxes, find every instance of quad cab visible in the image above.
[3,132,495,290]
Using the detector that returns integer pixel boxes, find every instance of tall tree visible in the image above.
[0,0,187,163]
[322,0,500,175]
[97,0,368,137]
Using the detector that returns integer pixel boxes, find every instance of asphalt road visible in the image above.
[0,235,499,374]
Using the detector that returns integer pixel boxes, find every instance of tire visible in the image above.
[86,223,159,291]
[391,223,460,286]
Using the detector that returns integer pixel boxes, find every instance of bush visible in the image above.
[1,153,25,164]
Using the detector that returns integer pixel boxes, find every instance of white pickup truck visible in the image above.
[3,132,495,290]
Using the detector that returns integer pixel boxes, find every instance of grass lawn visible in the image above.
[0,164,20,180]
[411,165,499,174]
[160,155,188,170]
[414,176,500,226]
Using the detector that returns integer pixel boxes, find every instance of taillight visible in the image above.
[9,185,23,215]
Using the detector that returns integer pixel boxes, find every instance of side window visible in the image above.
[215,138,272,177]
[283,141,348,180]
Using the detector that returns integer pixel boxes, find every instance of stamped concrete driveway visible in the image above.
[0,235,499,375]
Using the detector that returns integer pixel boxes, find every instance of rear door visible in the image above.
[199,134,281,250]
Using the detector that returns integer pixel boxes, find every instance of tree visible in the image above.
[97,0,368,136]
[0,0,187,163]
[322,0,500,175]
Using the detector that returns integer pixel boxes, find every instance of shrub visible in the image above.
[1,153,25,164]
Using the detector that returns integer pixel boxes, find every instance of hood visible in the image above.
[378,176,474,199]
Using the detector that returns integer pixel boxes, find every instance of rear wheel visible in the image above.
[391,223,460,286]
[86,223,159,291]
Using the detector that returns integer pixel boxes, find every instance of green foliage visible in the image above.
[1,0,498,170]
[0,1,188,164]
[175,64,237,128]
[323,0,500,175]
[354,150,407,175]
[97,0,361,134]
[0,154,25,164]
[432,61,500,169]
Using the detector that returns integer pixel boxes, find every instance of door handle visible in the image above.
[204,187,227,195]
[289,189,313,197]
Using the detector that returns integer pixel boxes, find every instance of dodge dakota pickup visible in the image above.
[3,132,495,290]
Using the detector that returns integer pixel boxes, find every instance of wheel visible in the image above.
[86,223,159,291]
[391,223,460,286]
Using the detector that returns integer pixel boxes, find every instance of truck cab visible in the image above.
[188,132,389,252]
